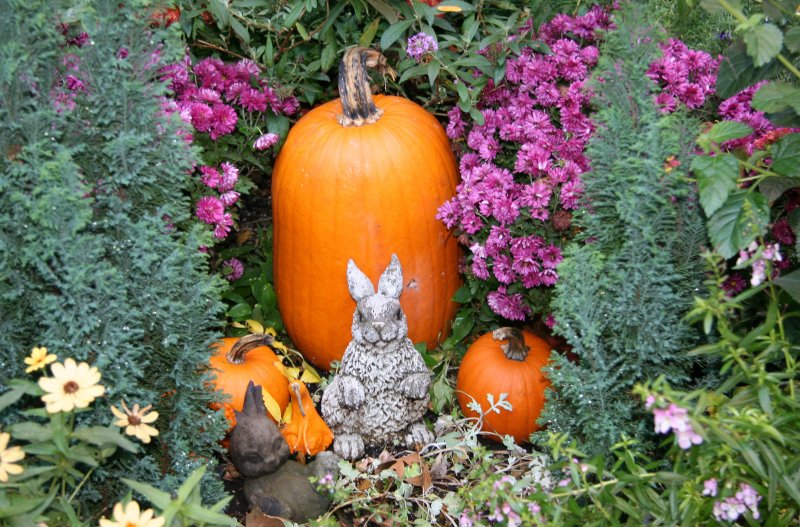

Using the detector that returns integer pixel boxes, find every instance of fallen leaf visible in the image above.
[245,509,286,527]
[236,228,253,245]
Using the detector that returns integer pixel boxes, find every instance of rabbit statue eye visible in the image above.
[357,311,365,322]
[395,308,403,321]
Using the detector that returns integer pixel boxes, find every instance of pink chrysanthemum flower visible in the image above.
[253,133,279,151]
[195,196,225,224]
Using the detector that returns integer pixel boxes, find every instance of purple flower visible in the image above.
[199,166,221,189]
[220,191,240,206]
[196,196,225,224]
[702,478,718,497]
[487,287,529,321]
[223,258,245,281]
[253,133,279,151]
[406,32,438,62]
[652,403,703,449]
[214,213,234,239]
[209,104,238,139]
[713,483,762,522]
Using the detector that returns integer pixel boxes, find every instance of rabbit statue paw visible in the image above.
[321,254,433,460]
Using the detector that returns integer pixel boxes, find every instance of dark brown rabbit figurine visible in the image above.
[229,381,339,521]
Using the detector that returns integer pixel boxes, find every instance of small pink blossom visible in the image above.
[223,258,244,281]
[196,196,225,224]
[253,133,279,150]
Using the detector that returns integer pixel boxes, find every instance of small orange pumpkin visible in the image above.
[209,334,290,429]
[281,380,334,457]
[272,46,460,371]
[456,328,551,444]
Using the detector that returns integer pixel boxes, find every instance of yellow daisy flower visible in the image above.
[38,358,105,413]
[0,430,25,482]
[111,401,159,443]
[24,346,57,373]
[99,500,165,527]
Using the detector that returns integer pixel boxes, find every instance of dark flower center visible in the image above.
[63,381,79,394]
[128,415,141,426]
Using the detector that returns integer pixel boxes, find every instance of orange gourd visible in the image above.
[272,46,460,371]
[281,380,334,457]
[209,334,290,428]
[456,328,551,444]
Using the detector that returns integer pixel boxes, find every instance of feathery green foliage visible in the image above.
[0,0,228,515]
[538,4,708,455]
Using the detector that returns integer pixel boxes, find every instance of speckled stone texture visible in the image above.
[321,255,434,460]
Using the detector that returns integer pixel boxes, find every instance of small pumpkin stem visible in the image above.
[226,333,276,364]
[337,46,397,127]
[290,383,307,417]
[492,327,529,362]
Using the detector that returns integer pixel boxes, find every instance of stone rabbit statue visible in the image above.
[321,254,434,460]
[229,381,339,522]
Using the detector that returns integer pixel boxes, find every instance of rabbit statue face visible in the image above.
[347,254,407,350]
[229,382,291,478]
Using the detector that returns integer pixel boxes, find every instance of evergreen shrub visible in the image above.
[0,0,228,514]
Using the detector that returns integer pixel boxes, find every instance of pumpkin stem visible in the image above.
[337,46,396,127]
[492,327,529,362]
[227,333,276,365]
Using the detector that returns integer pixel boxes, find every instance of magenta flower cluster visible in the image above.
[647,38,718,112]
[406,32,439,62]
[160,55,298,141]
[646,396,703,449]
[194,162,242,239]
[712,482,762,522]
[437,6,613,321]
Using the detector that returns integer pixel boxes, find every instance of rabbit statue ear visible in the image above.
[347,259,375,301]
[377,254,403,299]
[242,381,266,417]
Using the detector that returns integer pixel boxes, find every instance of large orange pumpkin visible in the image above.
[209,334,290,428]
[456,328,551,444]
[272,46,460,371]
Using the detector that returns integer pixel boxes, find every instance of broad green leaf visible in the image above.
[366,0,400,24]
[775,269,800,303]
[743,23,783,67]
[229,17,250,45]
[704,121,753,144]
[0,385,27,413]
[770,133,800,177]
[691,153,740,216]
[227,302,252,321]
[380,19,414,51]
[359,17,381,47]
[282,2,305,29]
[716,40,782,99]
[751,82,800,113]
[759,176,798,205]
[707,190,770,258]
[9,422,52,441]
[452,285,472,303]
[72,425,138,452]
[785,26,800,53]
[182,502,239,525]
[449,310,474,344]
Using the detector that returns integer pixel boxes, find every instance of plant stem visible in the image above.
[550,472,656,499]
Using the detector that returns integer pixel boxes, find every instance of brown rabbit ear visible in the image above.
[242,381,267,417]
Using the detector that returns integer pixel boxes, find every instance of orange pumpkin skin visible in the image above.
[209,337,290,428]
[456,330,551,444]
[272,93,460,371]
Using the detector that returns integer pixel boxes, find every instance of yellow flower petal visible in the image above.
[140,411,159,424]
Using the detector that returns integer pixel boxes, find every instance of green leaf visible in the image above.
[282,2,305,29]
[0,385,27,413]
[707,190,770,258]
[9,422,52,441]
[380,19,414,51]
[359,17,381,47]
[252,280,277,310]
[122,478,173,509]
[449,310,474,344]
[691,153,740,216]
[785,26,800,53]
[699,0,741,15]
[759,176,799,205]
[176,465,206,503]
[751,82,800,113]
[743,23,783,67]
[182,502,239,525]
[229,17,250,45]
[452,285,472,303]
[704,121,753,144]
[716,40,783,99]
[427,60,441,85]
[72,425,138,453]
[770,133,800,177]
[227,302,252,321]
[775,269,800,303]
[366,0,400,25]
